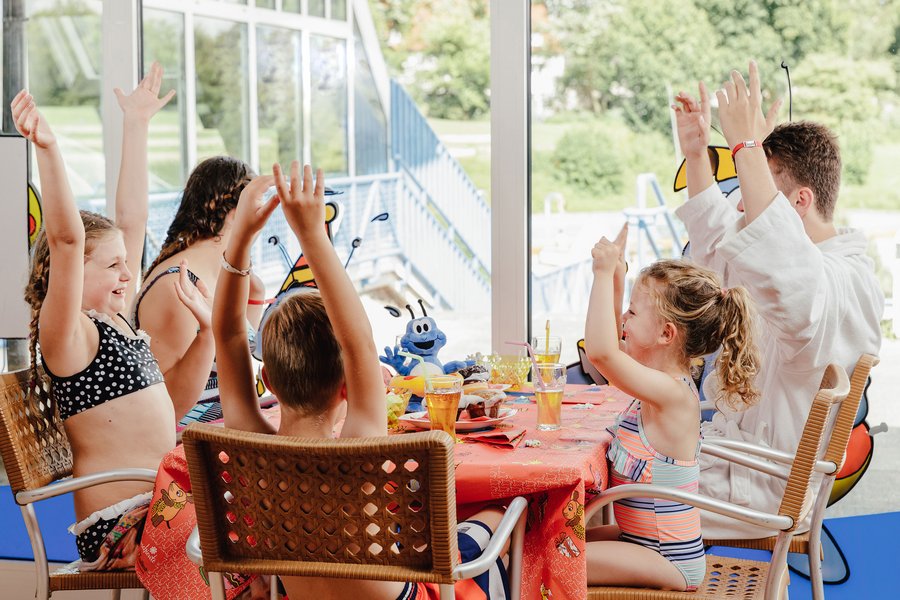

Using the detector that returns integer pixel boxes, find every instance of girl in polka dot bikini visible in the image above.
[12,65,203,570]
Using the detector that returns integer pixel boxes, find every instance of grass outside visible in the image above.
[430,117,900,214]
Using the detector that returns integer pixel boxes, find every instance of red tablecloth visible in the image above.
[137,384,632,600]
[444,385,631,600]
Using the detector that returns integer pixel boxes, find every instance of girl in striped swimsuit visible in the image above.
[584,230,759,591]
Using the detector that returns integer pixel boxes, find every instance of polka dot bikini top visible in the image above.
[43,311,165,420]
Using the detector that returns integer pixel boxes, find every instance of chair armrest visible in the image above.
[454,496,527,581]
[702,438,837,475]
[700,444,791,480]
[15,468,158,504]
[583,483,793,532]
[186,526,202,566]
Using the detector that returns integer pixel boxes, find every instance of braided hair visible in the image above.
[144,156,254,278]
[24,211,119,401]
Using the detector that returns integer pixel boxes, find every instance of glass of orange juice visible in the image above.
[424,375,463,440]
[532,336,562,365]
[534,363,566,431]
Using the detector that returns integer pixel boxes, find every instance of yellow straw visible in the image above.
[544,320,550,354]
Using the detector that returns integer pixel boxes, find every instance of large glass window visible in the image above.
[529,0,900,365]
[310,35,348,176]
[25,0,104,206]
[194,16,250,163]
[143,9,188,192]
[354,22,388,175]
[256,25,303,169]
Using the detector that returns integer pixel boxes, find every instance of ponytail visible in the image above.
[714,287,760,410]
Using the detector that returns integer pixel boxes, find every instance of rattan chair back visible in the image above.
[776,363,850,531]
[0,367,73,498]
[183,424,460,585]
[822,354,878,470]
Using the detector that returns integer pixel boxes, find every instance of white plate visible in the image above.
[399,408,518,432]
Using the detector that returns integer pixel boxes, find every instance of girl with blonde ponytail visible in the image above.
[583,230,759,592]
[14,65,200,569]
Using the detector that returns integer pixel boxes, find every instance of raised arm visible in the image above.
[12,92,95,374]
[213,175,279,433]
[114,61,175,302]
[673,82,714,197]
[584,237,682,410]
[276,162,385,438]
[717,61,781,225]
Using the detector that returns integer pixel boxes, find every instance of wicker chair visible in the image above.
[701,354,878,600]
[583,362,850,600]
[182,424,527,600]
[0,367,154,600]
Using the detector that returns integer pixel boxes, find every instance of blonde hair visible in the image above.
[639,259,760,410]
[260,290,344,415]
[24,211,120,401]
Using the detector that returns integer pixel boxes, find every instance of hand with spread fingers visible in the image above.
[276,161,326,243]
[114,61,176,123]
[231,175,279,245]
[716,61,781,149]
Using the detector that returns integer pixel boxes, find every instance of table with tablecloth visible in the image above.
[136,384,632,600]
[447,385,630,600]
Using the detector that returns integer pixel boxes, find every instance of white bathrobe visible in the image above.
[675,184,883,538]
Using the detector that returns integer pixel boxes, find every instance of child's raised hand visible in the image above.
[173,260,212,329]
[114,61,176,122]
[591,236,620,275]
[11,91,56,149]
[672,82,710,159]
[276,161,325,241]
[231,174,279,244]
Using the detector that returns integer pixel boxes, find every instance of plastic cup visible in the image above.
[534,363,566,431]
[532,336,562,365]
[424,375,462,439]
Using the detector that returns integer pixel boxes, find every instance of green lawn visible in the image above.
[429,117,900,214]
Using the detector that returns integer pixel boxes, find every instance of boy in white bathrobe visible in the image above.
[671,61,883,538]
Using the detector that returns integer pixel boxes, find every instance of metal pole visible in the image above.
[2,0,31,371]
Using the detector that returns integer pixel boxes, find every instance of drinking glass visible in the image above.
[532,336,562,365]
[424,375,463,440]
[487,353,532,389]
[534,363,566,431]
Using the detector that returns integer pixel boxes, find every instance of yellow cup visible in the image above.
[424,375,462,440]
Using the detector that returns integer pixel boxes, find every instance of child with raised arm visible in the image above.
[211,161,512,600]
[12,64,192,570]
[583,233,759,591]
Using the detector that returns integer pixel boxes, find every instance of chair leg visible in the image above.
[808,540,825,600]
[140,589,150,600]
[209,572,227,600]
[439,583,455,600]
[109,590,121,600]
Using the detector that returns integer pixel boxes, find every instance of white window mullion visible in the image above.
[301,28,312,165]
[489,0,529,352]
[247,17,260,172]
[184,9,198,168]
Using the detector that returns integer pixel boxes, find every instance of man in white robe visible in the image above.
[671,62,883,538]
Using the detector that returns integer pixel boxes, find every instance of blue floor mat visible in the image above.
[0,485,79,563]
[708,511,900,599]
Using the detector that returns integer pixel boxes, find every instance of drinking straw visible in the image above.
[505,340,545,391]
[544,320,551,355]
[398,351,432,390]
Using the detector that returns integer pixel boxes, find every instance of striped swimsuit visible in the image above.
[606,379,706,590]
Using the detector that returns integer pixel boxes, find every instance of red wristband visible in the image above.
[731,140,762,160]
[248,298,275,306]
